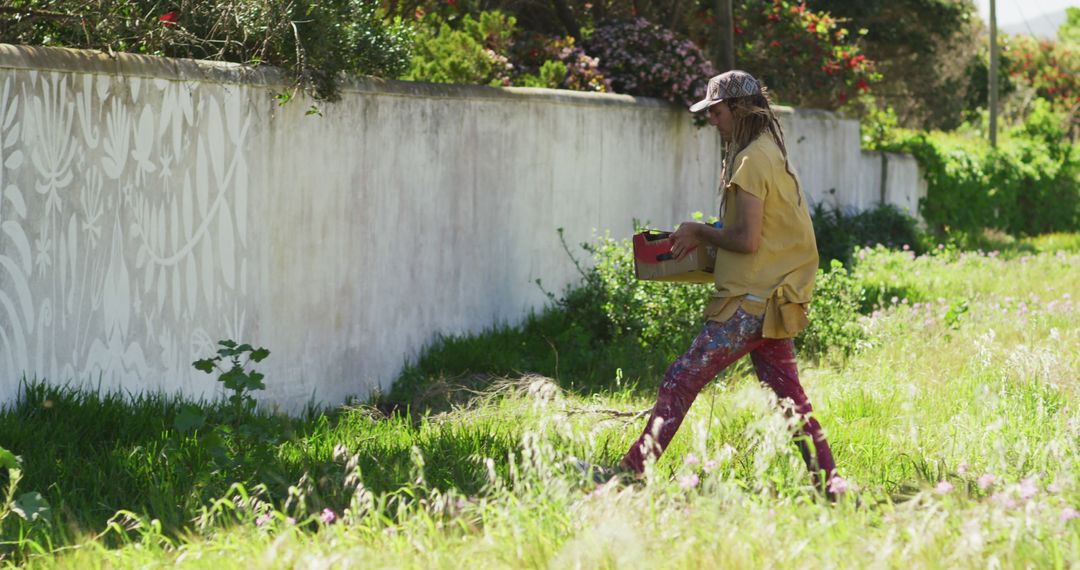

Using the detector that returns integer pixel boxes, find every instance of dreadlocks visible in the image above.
[718,86,802,215]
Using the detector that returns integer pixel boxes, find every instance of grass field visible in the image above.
[1,233,1078,568]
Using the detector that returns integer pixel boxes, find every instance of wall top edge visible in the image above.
[0,43,665,109]
[0,43,829,116]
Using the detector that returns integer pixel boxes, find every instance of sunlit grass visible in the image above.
[3,241,1079,568]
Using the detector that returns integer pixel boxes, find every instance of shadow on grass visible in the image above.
[0,379,523,557]
[383,306,691,411]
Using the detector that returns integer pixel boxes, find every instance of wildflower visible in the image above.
[828,476,849,495]
[320,508,337,525]
[684,453,700,466]
[679,473,700,489]
[255,513,271,527]
[703,460,719,473]
[957,463,968,475]
[1019,478,1038,501]
[286,517,296,525]
[1048,480,1062,494]
[1061,507,1079,522]
[991,492,1018,509]
[935,481,954,495]
[159,11,179,26]
[977,474,996,490]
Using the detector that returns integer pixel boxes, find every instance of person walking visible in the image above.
[619,70,838,494]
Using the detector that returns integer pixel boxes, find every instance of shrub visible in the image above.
[805,0,981,129]
[583,18,715,108]
[877,101,1080,237]
[796,260,866,362]
[554,232,713,354]
[735,0,879,109]
[404,11,516,86]
[512,36,610,92]
[1003,34,1079,114]
[0,0,414,100]
[812,203,926,267]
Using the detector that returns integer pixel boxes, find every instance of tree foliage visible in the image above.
[0,0,414,100]
[804,0,982,129]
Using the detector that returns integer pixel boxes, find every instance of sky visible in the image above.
[972,0,1077,26]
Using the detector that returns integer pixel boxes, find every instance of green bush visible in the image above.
[874,101,1080,237]
[0,0,414,100]
[812,203,927,267]
[796,260,866,362]
[404,11,516,86]
[553,232,713,355]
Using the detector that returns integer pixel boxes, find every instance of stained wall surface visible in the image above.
[0,44,923,408]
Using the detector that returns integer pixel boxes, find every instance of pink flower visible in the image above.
[957,463,968,475]
[255,513,271,527]
[1061,507,1079,522]
[935,481,954,495]
[679,474,700,489]
[1019,478,1038,500]
[320,508,337,525]
[991,492,1018,509]
[684,453,700,466]
[703,460,719,473]
[286,517,296,525]
[828,476,849,495]
[977,474,996,490]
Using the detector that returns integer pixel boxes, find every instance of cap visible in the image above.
[688,70,761,113]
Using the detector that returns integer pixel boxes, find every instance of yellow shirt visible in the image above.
[704,134,819,338]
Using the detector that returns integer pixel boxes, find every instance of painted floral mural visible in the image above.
[0,69,252,400]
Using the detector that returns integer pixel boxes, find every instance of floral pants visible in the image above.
[621,308,836,489]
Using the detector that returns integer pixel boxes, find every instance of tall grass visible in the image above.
[2,238,1078,568]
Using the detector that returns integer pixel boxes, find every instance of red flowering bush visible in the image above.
[733,0,879,109]
[583,18,716,108]
[1002,34,1079,112]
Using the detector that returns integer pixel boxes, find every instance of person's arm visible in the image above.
[669,186,763,259]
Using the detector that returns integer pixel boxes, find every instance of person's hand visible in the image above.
[669,222,703,261]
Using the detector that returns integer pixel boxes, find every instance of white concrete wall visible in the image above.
[0,44,922,409]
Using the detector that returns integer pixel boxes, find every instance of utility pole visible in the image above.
[989,0,998,147]
[716,0,735,71]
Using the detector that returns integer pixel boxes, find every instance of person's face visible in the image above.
[706,102,733,139]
